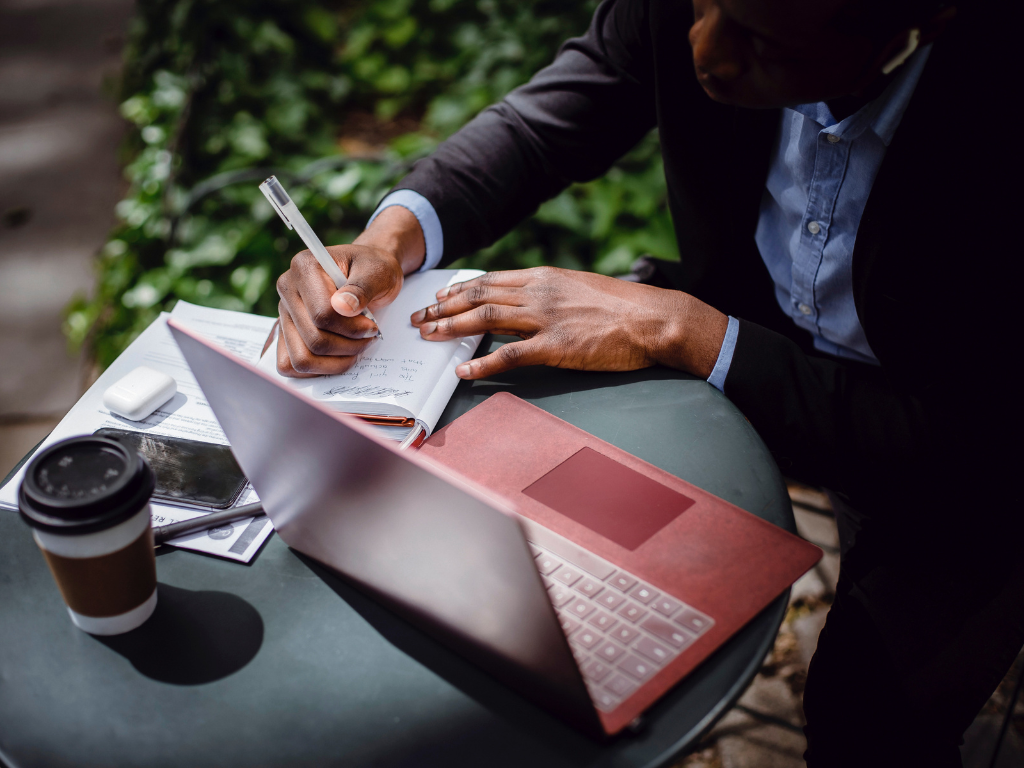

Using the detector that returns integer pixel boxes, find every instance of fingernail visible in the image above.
[438,287,450,299]
[335,292,359,312]
[411,309,425,324]
[456,363,471,378]
[361,327,380,339]
[422,321,437,336]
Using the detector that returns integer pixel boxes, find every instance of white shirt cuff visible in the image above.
[366,189,443,272]
[707,316,739,393]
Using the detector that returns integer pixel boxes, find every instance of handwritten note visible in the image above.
[322,385,414,399]
[253,270,483,424]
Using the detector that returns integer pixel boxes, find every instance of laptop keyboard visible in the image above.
[527,537,715,713]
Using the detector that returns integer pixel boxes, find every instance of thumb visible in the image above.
[328,247,401,317]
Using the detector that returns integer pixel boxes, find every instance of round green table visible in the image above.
[0,337,794,768]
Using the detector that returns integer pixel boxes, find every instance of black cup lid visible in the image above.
[19,436,155,534]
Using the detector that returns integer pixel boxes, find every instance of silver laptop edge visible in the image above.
[168,320,602,737]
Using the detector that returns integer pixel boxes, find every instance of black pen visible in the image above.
[153,502,264,546]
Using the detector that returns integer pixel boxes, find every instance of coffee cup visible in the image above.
[19,435,158,635]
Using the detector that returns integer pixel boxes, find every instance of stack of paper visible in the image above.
[0,302,278,563]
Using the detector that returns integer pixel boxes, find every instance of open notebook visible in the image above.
[258,269,484,441]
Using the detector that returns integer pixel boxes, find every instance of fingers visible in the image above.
[455,339,548,380]
[434,269,536,301]
[273,243,403,378]
[411,283,523,326]
[275,319,317,378]
[277,273,376,354]
[417,303,537,341]
[277,301,367,376]
[278,259,379,342]
[328,245,402,317]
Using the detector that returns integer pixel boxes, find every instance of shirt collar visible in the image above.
[790,44,932,146]
[870,43,931,145]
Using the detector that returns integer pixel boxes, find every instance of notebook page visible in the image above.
[259,269,483,419]
[417,335,481,434]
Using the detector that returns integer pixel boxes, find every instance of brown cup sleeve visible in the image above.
[41,527,157,618]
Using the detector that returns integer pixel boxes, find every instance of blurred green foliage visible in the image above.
[68,0,675,367]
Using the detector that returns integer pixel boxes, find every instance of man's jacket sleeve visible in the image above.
[724,319,938,504]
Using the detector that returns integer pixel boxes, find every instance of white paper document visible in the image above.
[0,302,278,563]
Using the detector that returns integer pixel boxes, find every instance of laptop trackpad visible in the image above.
[522,447,695,551]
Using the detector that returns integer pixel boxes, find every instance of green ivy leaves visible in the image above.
[71,0,676,369]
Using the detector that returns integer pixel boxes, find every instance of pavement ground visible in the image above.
[0,0,133,475]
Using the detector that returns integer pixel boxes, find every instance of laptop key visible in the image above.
[575,577,604,598]
[641,615,694,649]
[674,608,714,635]
[618,655,656,682]
[596,640,626,663]
[524,528,618,581]
[628,583,660,605]
[587,611,617,631]
[553,565,583,587]
[592,689,620,712]
[634,636,673,665]
[559,615,581,635]
[573,628,601,650]
[582,658,613,683]
[536,554,562,575]
[549,584,574,607]
[617,602,648,624]
[596,591,626,612]
[652,595,682,617]
[604,674,638,698]
[608,572,637,592]
[566,598,595,620]
[611,624,639,645]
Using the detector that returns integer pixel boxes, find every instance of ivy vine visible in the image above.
[69,0,676,367]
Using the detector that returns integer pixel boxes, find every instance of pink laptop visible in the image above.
[169,319,821,738]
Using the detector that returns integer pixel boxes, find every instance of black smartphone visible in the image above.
[93,428,248,510]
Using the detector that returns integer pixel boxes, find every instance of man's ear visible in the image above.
[874,6,957,76]
[881,28,920,74]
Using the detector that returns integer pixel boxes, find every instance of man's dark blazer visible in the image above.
[394,0,1012,528]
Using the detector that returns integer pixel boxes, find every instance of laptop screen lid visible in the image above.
[167,319,602,737]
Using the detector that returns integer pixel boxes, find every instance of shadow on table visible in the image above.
[301,551,789,768]
[453,335,702,399]
[95,583,264,685]
[299,553,614,764]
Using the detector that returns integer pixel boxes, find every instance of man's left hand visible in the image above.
[409,267,729,380]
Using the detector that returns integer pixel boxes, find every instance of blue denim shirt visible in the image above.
[370,48,931,390]
[707,47,931,390]
[366,188,445,273]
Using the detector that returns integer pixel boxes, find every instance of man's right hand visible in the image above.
[274,205,426,377]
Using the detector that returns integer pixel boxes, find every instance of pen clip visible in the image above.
[259,176,293,231]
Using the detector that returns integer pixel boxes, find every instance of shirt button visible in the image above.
[798,303,812,315]
[807,221,821,234]
[826,134,840,143]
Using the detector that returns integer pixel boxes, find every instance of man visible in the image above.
[274,1,1020,764]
